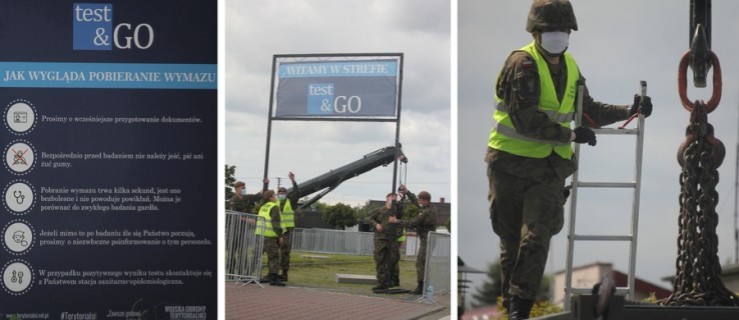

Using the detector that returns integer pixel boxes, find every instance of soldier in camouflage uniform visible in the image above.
[366,193,402,292]
[395,185,437,294]
[228,180,265,214]
[257,190,285,286]
[487,1,653,318]
[271,173,300,282]
[226,181,264,276]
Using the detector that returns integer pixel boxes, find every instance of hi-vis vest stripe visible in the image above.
[280,199,295,229]
[257,202,279,238]
[488,41,579,159]
[397,227,406,242]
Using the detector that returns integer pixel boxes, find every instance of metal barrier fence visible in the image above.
[422,232,451,304]
[291,228,375,255]
[226,210,265,286]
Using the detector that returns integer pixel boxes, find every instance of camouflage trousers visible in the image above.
[416,238,428,282]
[488,164,566,300]
[263,236,280,275]
[279,229,292,271]
[374,238,399,285]
[393,242,401,285]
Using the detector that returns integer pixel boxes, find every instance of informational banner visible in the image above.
[272,55,402,120]
[0,1,217,318]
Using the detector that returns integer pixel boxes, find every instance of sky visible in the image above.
[225,0,451,209]
[459,0,739,305]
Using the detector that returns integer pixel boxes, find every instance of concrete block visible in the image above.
[335,273,376,284]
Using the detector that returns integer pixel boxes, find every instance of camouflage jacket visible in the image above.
[278,179,300,212]
[266,203,283,237]
[228,193,262,214]
[489,48,631,181]
[366,204,401,240]
[399,191,437,240]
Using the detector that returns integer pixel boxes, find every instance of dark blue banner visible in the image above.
[273,58,400,119]
[0,1,217,318]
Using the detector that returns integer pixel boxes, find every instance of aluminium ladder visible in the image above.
[563,81,647,311]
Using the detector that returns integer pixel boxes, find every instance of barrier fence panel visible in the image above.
[226,210,265,286]
[405,233,419,256]
[422,232,451,304]
[291,228,375,255]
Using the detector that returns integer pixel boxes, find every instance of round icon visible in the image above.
[5,100,36,134]
[2,260,33,295]
[3,221,33,254]
[4,181,34,214]
[4,140,35,174]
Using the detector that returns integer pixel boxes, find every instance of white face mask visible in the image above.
[240,188,247,196]
[540,31,569,55]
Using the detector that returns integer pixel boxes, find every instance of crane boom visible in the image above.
[288,145,407,209]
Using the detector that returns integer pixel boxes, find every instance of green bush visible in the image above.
[496,296,562,319]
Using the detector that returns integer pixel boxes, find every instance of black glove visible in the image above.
[629,94,653,117]
[573,126,597,146]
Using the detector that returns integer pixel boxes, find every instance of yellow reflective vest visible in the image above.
[256,202,279,238]
[280,199,295,229]
[397,227,406,242]
[488,41,579,160]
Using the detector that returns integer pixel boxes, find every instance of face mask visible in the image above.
[277,194,286,201]
[240,189,247,196]
[540,31,569,55]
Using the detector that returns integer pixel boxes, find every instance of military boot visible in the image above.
[269,273,285,287]
[277,270,288,282]
[411,281,424,295]
[372,282,388,292]
[508,296,534,320]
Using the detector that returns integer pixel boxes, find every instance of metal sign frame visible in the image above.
[262,53,405,193]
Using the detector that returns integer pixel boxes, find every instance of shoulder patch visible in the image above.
[521,60,534,69]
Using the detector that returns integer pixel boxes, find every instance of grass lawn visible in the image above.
[259,250,421,297]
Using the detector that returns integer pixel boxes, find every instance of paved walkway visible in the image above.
[226,282,449,320]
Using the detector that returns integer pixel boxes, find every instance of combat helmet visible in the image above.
[526,0,578,32]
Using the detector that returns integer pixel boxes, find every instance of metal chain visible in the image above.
[660,102,738,306]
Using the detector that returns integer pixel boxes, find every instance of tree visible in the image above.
[321,203,357,230]
[472,259,553,307]
[400,199,418,219]
[355,200,373,220]
[225,164,236,200]
[314,202,330,213]
[472,260,504,307]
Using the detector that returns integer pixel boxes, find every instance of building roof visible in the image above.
[555,261,671,299]
[554,261,614,274]
[661,262,739,283]
[612,270,671,299]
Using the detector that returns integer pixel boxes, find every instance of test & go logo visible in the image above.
[72,3,154,51]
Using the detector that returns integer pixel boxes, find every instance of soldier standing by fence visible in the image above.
[275,172,299,282]
[366,193,401,292]
[395,185,437,294]
[228,180,264,213]
[226,180,264,276]
[257,190,285,287]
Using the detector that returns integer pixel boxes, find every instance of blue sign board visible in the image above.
[0,1,217,318]
[273,58,401,119]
